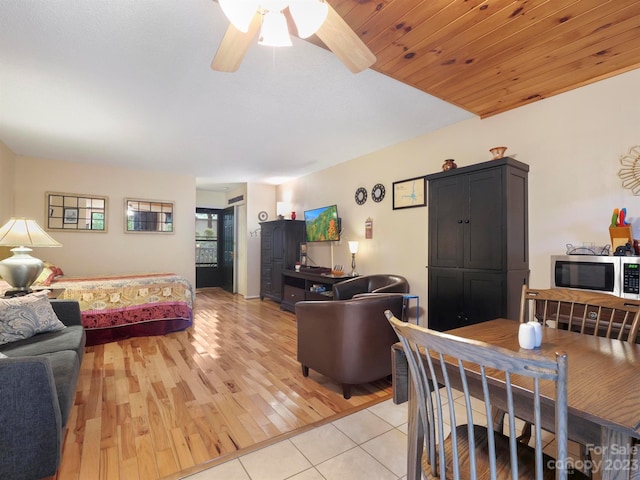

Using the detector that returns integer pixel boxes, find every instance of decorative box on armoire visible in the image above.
[260,219,306,304]
[426,157,529,331]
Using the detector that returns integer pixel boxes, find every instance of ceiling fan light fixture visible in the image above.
[289,0,328,38]
[258,11,292,47]
[219,0,260,32]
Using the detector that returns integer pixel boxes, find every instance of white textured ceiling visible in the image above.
[0,0,473,190]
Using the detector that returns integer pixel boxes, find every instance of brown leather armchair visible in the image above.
[332,274,409,300]
[295,293,406,399]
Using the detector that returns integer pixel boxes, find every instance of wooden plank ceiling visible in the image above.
[323,0,640,118]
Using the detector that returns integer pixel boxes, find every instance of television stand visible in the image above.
[280,269,357,313]
[298,266,331,274]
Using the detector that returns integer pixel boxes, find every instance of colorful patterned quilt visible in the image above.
[50,273,194,345]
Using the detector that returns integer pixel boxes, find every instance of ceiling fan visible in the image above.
[211,0,376,74]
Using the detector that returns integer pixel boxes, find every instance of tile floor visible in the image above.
[184,391,587,480]
[184,398,410,480]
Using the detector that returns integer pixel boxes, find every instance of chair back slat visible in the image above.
[386,311,569,480]
[519,286,640,343]
[504,371,520,480]
[480,366,499,478]
[456,359,479,477]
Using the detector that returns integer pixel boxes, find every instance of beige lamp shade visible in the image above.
[0,218,61,247]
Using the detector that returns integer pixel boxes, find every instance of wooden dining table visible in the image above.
[398,318,640,480]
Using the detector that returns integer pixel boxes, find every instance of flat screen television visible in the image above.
[304,205,340,242]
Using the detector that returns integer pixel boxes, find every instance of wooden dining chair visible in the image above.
[519,285,640,342]
[385,311,588,480]
[517,286,640,471]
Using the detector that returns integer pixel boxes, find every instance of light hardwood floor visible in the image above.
[50,288,392,480]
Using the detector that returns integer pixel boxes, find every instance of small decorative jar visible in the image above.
[442,159,457,171]
[291,211,296,220]
[489,146,507,159]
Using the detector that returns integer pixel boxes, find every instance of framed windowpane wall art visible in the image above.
[125,198,174,233]
[46,192,108,232]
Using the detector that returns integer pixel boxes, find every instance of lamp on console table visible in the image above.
[348,241,359,276]
[0,218,61,296]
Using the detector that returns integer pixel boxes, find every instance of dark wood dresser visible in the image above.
[260,219,306,304]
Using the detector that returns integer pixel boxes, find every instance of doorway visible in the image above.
[195,207,235,292]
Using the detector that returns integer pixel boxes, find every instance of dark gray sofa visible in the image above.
[0,300,86,480]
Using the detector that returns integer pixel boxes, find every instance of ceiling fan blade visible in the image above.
[314,3,376,74]
[211,12,262,72]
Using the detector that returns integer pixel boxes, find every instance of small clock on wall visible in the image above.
[355,187,367,205]
[258,211,268,221]
[371,183,385,202]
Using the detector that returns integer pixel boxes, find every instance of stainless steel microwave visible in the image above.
[551,255,640,299]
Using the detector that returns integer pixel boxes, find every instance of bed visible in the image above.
[1,269,195,346]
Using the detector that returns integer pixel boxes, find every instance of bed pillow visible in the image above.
[0,291,66,345]
[32,263,65,287]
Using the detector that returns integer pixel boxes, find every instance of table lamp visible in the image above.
[348,241,359,276]
[0,218,61,295]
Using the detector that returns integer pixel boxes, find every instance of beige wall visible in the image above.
[0,142,16,260]
[0,140,15,224]
[196,189,227,209]
[279,68,640,306]
[13,156,196,286]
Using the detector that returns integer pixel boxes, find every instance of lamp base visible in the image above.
[0,247,44,292]
[350,253,358,277]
